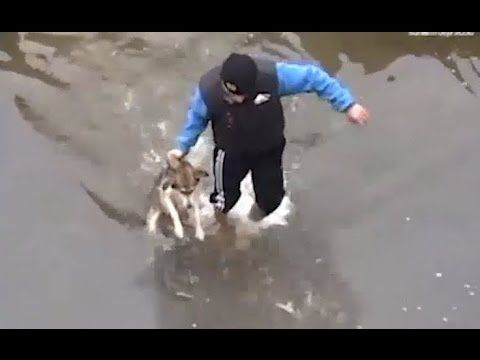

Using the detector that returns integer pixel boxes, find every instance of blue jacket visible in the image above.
[176,61,356,153]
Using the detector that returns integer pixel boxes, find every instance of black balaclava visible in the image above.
[220,53,258,96]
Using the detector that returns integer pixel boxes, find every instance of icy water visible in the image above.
[1,32,480,328]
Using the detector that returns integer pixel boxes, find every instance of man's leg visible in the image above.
[250,140,286,221]
[210,147,249,224]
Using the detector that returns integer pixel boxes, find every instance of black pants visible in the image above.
[210,139,286,216]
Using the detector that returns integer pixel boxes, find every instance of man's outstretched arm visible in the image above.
[174,86,209,157]
[276,61,369,124]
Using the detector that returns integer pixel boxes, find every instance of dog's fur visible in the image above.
[145,155,209,246]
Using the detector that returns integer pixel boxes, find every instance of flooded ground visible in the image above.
[1,32,480,328]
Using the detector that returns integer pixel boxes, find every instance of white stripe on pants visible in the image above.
[214,149,225,211]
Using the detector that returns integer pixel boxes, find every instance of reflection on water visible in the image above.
[297,32,480,94]
[298,32,480,72]
[0,32,70,89]
[3,32,479,93]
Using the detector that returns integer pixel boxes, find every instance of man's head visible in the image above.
[220,53,258,103]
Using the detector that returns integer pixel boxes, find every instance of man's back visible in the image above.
[198,58,286,154]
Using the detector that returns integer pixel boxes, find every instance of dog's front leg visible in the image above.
[163,194,184,239]
[145,207,161,266]
[146,207,160,235]
[192,201,205,241]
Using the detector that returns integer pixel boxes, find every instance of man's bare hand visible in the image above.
[167,149,186,165]
[347,103,370,125]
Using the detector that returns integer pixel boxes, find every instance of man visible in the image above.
[168,53,370,225]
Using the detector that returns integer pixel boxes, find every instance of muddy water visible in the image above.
[1,32,480,328]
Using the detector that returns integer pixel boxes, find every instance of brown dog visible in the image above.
[145,154,209,244]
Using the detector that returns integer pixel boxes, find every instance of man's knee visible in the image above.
[256,189,285,216]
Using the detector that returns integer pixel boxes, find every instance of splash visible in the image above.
[230,172,294,229]
[197,170,294,233]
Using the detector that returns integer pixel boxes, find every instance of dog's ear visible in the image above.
[194,168,209,179]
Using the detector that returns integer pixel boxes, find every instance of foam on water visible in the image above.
[198,170,294,239]
[230,172,294,229]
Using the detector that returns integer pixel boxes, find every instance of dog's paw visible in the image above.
[174,225,184,239]
[146,222,157,235]
[195,228,205,241]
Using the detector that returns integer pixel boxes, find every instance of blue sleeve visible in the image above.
[276,61,356,112]
[176,86,209,153]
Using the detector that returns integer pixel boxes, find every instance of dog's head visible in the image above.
[165,155,209,195]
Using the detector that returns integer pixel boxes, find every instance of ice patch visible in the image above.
[0,50,12,62]
[156,121,167,138]
[140,149,163,174]
[124,89,134,111]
